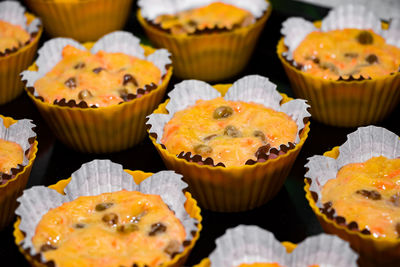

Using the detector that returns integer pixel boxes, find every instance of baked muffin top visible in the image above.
[0,19,30,53]
[292,29,400,79]
[321,156,400,239]
[32,190,186,267]
[153,2,254,35]
[161,97,297,167]
[33,45,162,107]
[0,138,24,180]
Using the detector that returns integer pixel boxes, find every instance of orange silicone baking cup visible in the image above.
[0,115,38,230]
[305,147,400,266]
[25,0,133,42]
[0,13,42,105]
[24,44,172,153]
[149,84,310,212]
[13,170,202,267]
[137,1,271,82]
[194,242,296,266]
[276,22,400,127]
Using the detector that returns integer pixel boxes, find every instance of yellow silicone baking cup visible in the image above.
[25,44,172,153]
[305,147,400,266]
[277,22,400,127]
[25,0,133,42]
[194,242,296,266]
[137,1,271,82]
[149,84,310,212]
[0,115,38,230]
[13,169,202,267]
[0,13,42,105]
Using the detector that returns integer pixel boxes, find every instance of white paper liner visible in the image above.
[147,75,311,161]
[15,159,198,262]
[138,0,269,21]
[305,126,400,208]
[208,225,357,267]
[0,1,41,35]
[281,4,400,59]
[0,117,36,168]
[21,31,171,92]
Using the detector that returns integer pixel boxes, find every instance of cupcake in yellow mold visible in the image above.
[138,0,271,81]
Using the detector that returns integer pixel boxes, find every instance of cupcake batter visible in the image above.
[0,20,30,53]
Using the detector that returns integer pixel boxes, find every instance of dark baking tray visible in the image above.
[1,0,399,265]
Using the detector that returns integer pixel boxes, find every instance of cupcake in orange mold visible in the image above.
[0,115,37,229]
[15,159,202,267]
[21,31,172,153]
[138,0,271,81]
[277,5,400,127]
[194,225,358,267]
[305,126,400,266]
[147,75,311,211]
[0,1,42,105]
[25,0,133,42]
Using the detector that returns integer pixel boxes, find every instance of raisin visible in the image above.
[213,106,233,119]
[74,62,85,69]
[356,31,373,45]
[312,57,320,64]
[95,202,114,211]
[149,222,167,236]
[40,244,57,252]
[92,67,103,74]
[390,193,400,207]
[320,62,338,74]
[356,189,381,200]
[253,130,266,141]
[193,144,212,154]
[123,74,139,86]
[366,54,378,64]
[64,77,77,89]
[344,52,358,58]
[203,134,217,141]
[164,240,181,256]
[78,89,93,100]
[117,223,139,233]
[102,213,118,226]
[224,125,242,138]
[73,223,86,229]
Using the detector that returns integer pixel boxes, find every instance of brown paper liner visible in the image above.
[25,0,133,42]
[24,45,173,153]
[13,170,202,267]
[0,115,38,230]
[277,22,400,127]
[149,84,310,212]
[0,13,42,105]
[305,146,400,267]
[137,1,271,82]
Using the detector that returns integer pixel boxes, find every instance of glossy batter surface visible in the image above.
[34,45,162,107]
[162,97,297,167]
[154,2,254,35]
[0,138,23,176]
[293,29,400,79]
[32,190,186,267]
[0,20,30,53]
[322,156,400,239]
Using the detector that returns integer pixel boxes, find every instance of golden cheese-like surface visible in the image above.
[322,156,400,239]
[293,29,400,79]
[0,138,23,177]
[34,45,162,107]
[0,20,30,53]
[32,190,186,267]
[154,2,254,35]
[162,97,297,167]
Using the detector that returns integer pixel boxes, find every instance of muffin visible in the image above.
[147,75,311,211]
[277,5,400,127]
[21,31,172,153]
[138,0,271,81]
[0,115,37,229]
[14,159,202,267]
[305,126,400,266]
[25,0,133,42]
[0,1,42,105]
[194,225,358,267]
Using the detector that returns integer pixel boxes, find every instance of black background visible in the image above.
[0,0,399,266]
